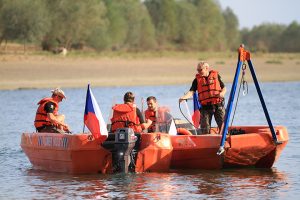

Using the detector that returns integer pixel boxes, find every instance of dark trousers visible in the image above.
[200,104,225,134]
[36,125,65,134]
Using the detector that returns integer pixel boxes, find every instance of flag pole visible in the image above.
[141,97,145,119]
[83,83,90,133]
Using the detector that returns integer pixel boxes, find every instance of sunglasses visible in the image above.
[57,95,64,100]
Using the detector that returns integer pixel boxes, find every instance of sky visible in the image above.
[218,0,300,29]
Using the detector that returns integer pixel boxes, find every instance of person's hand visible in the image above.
[219,92,225,98]
[63,124,70,132]
[179,97,186,103]
[142,119,153,130]
[146,119,152,125]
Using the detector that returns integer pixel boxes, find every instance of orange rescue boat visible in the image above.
[21,129,173,174]
[20,125,288,174]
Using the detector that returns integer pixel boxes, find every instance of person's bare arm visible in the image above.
[219,87,226,98]
[47,113,69,130]
[141,119,152,130]
[179,91,194,103]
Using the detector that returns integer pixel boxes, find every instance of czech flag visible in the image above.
[192,92,201,128]
[84,84,108,139]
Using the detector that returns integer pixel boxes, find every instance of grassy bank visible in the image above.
[1,50,300,90]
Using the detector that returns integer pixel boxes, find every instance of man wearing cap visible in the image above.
[34,88,70,133]
[179,61,226,134]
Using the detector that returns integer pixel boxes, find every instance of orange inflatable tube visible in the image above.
[176,128,193,135]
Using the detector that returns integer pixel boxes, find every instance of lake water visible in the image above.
[0,82,299,199]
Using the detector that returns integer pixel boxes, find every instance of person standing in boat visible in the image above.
[145,96,173,133]
[110,91,152,133]
[179,61,226,134]
[34,88,70,133]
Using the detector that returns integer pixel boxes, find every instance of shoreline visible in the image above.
[1,54,300,90]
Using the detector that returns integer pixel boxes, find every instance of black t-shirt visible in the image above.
[189,73,225,92]
[44,102,55,113]
[136,107,145,123]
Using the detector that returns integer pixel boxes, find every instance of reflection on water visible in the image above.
[0,82,300,199]
[20,168,289,199]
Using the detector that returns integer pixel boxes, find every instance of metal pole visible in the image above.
[83,84,90,133]
[247,59,280,144]
[217,60,243,155]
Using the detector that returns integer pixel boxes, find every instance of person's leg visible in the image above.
[214,105,225,130]
[39,125,62,133]
[200,108,213,134]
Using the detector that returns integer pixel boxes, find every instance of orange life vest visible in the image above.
[145,107,171,133]
[145,109,156,132]
[196,70,222,105]
[34,97,59,128]
[110,103,142,133]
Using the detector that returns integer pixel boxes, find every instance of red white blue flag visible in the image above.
[84,84,108,139]
[192,92,201,128]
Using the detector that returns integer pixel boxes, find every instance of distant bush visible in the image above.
[265,60,282,64]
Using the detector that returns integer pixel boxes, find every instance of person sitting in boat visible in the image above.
[145,96,173,133]
[34,88,70,133]
[179,61,226,134]
[110,91,152,134]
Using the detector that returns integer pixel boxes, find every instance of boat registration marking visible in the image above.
[37,136,68,148]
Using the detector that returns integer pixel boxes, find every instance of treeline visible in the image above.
[0,0,299,52]
[241,22,300,52]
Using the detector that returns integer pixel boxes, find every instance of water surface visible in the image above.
[0,82,299,199]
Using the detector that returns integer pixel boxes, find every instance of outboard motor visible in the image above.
[102,128,137,173]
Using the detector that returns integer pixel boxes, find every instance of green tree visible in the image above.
[103,0,156,51]
[176,1,200,50]
[137,5,157,50]
[223,7,240,50]
[242,23,286,52]
[124,0,156,50]
[280,21,300,52]
[104,0,127,50]
[44,0,107,49]
[191,0,226,51]
[145,0,178,48]
[0,0,49,46]
[240,28,251,49]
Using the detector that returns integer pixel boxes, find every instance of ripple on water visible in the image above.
[1,83,300,199]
